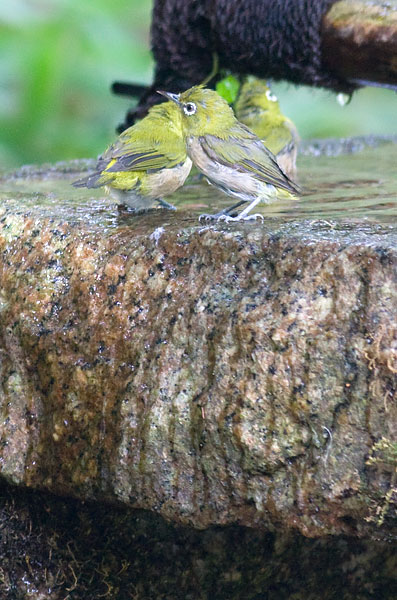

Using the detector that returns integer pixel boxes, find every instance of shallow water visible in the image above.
[0,138,396,233]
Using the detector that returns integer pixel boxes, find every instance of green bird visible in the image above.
[73,101,192,211]
[159,86,300,221]
[234,77,299,178]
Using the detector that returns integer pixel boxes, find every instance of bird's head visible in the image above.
[157,86,236,137]
[235,78,281,118]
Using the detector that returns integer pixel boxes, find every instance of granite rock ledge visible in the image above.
[0,160,396,538]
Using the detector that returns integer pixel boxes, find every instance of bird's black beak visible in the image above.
[157,90,181,105]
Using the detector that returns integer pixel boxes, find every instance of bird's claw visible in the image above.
[198,211,239,221]
[198,213,217,221]
[217,213,264,223]
[199,212,264,223]
[242,213,264,222]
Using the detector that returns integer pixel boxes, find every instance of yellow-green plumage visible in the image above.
[161,86,300,221]
[73,101,192,210]
[234,77,299,178]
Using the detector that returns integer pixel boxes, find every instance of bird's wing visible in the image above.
[199,124,300,194]
[98,124,186,173]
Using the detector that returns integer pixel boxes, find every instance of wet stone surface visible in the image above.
[0,138,396,541]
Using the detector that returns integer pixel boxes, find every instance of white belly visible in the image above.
[146,158,193,199]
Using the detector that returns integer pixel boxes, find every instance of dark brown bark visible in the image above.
[116,0,397,130]
[322,0,397,90]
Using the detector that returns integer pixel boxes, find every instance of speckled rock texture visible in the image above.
[0,152,396,540]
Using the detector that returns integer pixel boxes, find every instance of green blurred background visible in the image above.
[1,0,396,169]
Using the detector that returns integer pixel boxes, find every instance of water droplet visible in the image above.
[336,93,352,106]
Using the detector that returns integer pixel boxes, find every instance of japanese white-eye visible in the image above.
[161,86,300,221]
[73,101,192,211]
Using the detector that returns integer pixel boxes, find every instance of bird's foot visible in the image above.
[199,212,218,221]
[199,212,263,222]
[198,210,240,221]
[217,213,264,223]
[198,199,266,222]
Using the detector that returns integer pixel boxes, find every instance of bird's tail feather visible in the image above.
[72,172,108,189]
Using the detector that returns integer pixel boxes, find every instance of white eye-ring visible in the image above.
[265,90,278,102]
[183,102,197,116]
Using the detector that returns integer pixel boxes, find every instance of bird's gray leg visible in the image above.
[218,197,264,222]
[199,200,246,221]
[157,198,177,210]
[221,200,247,215]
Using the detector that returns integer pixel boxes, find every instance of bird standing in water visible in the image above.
[73,101,192,211]
[234,77,299,178]
[159,86,300,221]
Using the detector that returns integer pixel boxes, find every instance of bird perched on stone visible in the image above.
[234,77,299,178]
[73,101,192,211]
[159,86,300,221]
